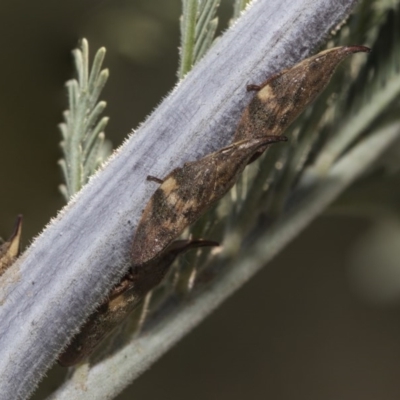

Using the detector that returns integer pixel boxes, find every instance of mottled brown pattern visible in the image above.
[0,215,22,277]
[234,46,370,162]
[58,239,218,366]
[131,136,287,267]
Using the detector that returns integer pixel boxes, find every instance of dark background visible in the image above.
[0,1,399,399]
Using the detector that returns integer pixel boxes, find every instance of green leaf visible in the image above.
[58,39,112,201]
[178,0,220,78]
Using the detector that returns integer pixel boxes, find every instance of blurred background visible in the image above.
[0,0,399,399]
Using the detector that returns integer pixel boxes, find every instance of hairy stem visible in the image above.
[0,1,358,399]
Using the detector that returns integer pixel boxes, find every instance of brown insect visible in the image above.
[131,136,287,268]
[0,215,23,277]
[234,46,370,163]
[58,239,218,367]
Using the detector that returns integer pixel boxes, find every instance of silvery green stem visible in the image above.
[0,1,358,399]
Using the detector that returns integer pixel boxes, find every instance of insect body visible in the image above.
[58,239,218,366]
[234,46,370,163]
[131,136,287,267]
